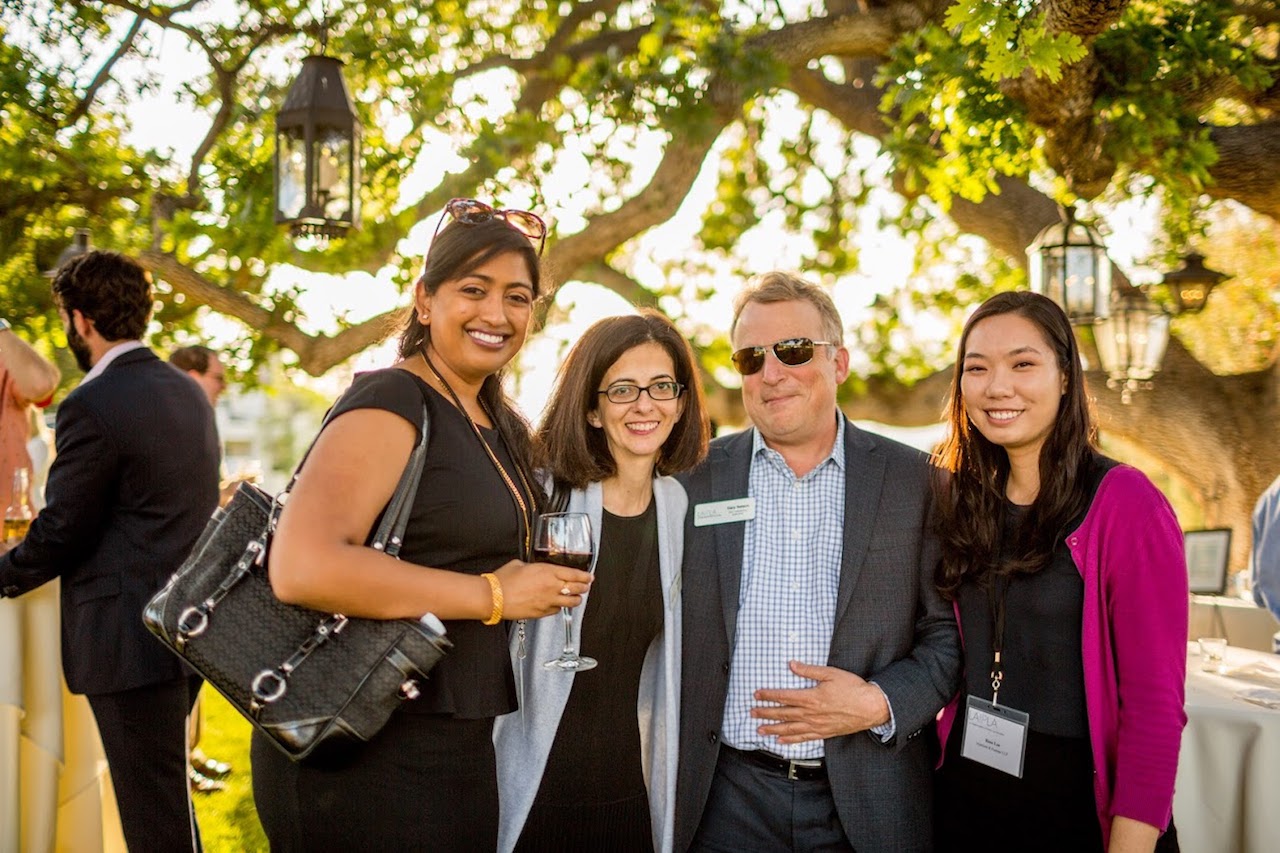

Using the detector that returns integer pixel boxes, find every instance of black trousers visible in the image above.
[691,747,854,853]
[87,674,202,853]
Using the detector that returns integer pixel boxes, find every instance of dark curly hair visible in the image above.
[169,344,216,374]
[932,291,1098,600]
[51,250,153,341]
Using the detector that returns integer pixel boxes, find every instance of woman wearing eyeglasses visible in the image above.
[252,200,594,851]
[931,291,1187,853]
[494,310,709,853]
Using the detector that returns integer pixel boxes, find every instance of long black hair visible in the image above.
[397,216,544,508]
[932,291,1098,599]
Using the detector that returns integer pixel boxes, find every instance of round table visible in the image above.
[1173,641,1280,853]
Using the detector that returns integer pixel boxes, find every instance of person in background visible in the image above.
[26,407,54,508]
[0,317,60,513]
[1249,473,1280,653]
[252,200,592,850]
[931,291,1187,853]
[0,252,221,852]
[0,318,62,851]
[168,343,233,793]
[495,311,710,853]
[674,272,961,853]
[170,345,227,409]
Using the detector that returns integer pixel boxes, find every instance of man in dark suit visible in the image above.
[0,251,220,851]
[675,272,961,852]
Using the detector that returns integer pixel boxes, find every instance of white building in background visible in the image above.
[215,384,325,494]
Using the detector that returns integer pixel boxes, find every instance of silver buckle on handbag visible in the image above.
[250,669,288,712]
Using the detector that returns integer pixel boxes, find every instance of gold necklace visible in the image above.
[420,350,534,559]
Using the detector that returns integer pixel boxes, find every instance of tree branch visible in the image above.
[1230,1,1280,26]
[573,262,661,308]
[140,250,403,375]
[1205,121,1280,221]
[65,14,144,126]
[545,107,736,286]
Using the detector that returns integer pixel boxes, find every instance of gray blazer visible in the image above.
[494,477,687,853]
[673,419,961,852]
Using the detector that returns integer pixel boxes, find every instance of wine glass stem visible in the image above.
[560,606,575,657]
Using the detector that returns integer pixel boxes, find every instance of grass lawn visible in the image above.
[192,689,268,851]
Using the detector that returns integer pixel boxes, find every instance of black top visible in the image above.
[324,368,531,718]
[956,503,1089,737]
[532,500,663,805]
[0,348,220,694]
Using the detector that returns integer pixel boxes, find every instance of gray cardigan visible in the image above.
[493,477,686,853]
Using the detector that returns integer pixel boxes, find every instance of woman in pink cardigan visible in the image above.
[930,291,1187,853]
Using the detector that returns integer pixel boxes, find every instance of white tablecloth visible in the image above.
[0,580,125,853]
[1174,642,1280,853]
[1189,595,1280,652]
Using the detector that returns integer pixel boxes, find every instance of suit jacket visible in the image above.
[673,418,961,853]
[0,348,220,695]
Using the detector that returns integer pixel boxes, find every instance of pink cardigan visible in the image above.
[938,464,1188,849]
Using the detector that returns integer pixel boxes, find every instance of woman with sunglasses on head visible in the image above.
[494,310,709,853]
[931,291,1187,853]
[252,200,593,851]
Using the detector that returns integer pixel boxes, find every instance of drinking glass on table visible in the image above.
[1198,637,1228,672]
[4,468,33,545]
[534,512,596,671]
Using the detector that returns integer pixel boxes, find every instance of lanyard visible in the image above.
[420,351,533,561]
[987,574,1011,705]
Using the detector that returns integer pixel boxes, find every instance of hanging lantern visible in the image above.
[274,55,361,242]
[42,228,92,278]
[1160,251,1229,314]
[1093,289,1171,404]
[1027,208,1113,325]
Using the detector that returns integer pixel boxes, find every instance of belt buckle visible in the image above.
[786,758,820,780]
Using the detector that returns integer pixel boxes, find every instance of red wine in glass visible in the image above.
[534,512,596,671]
[533,548,592,571]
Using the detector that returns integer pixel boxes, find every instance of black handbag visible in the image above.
[143,400,451,761]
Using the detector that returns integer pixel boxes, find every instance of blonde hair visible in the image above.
[730,271,844,345]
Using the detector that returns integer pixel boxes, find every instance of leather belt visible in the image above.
[729,746,826,781]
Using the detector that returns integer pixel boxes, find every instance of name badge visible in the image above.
[694,498,756,527]
[960,695,1029,778]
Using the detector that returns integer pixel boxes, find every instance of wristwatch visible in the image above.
[0,319,10,333]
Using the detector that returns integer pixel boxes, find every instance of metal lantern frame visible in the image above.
[1093,288,1172,404]
[1159,251,1229,314]
[1027,208,1113,326]
[42,228,92,279]
[274,54,362,241]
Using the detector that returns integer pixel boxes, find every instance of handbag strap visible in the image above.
[270,378,431,550]
[369,405,430,557]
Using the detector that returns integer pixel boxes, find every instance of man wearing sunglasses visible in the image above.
[674,272,961,853]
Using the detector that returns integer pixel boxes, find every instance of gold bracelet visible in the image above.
[480,572,504,625]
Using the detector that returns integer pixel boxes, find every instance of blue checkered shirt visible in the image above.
[721,416,894,758]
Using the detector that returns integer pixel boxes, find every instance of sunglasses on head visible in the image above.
[429,198,547,257]
[730,338,835,376]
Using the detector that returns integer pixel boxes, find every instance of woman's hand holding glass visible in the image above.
[492,557,592,620]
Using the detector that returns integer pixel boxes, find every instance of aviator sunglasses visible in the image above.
[730,338,835,376]
[428,198,548,259]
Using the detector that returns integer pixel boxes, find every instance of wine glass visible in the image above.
[534,512,596,671]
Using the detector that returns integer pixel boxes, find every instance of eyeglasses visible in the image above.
[597,381,685,404]
[730,338,835,376]
[429,198,547,257]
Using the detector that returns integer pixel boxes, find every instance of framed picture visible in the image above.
[1185,528,1232,595]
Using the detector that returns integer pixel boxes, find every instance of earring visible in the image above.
[419,313,430,323]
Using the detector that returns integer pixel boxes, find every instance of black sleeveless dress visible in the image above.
[251,369,532,851]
